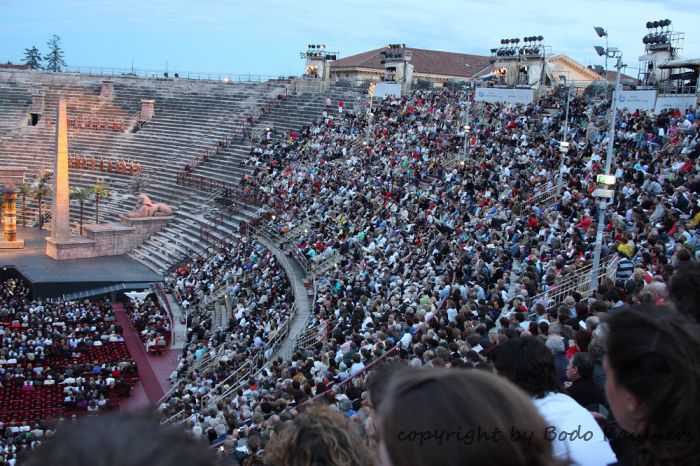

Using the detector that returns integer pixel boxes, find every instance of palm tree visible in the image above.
[32,182,52,229]
[92,180,111,224]
[17,182,31,228]
[70,186,91,234]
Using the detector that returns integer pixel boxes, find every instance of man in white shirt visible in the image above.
[492,336,616,466]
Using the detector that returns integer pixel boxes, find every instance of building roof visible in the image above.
[603,70,639,83]
[330,47,492,78]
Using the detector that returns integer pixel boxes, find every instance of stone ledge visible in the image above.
[0,239,24,249]
[120,215,174,225]
[45,236,97,260]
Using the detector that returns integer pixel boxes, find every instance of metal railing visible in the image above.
[523,177,562,207]
[56,66,284,83]
[176,81,297,179]
[528,255,619,312]
[154,282,176,347]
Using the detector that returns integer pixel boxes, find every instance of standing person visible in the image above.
[602,305,700,466]
[491,337,617,466]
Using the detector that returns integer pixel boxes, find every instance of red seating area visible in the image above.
[0,342,138,425]
[0,384,64,425]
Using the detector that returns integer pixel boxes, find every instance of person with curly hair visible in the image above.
[264,403,376,466]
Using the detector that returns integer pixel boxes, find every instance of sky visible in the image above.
[1,0,699,79]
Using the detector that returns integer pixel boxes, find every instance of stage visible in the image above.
[0,227,162,298]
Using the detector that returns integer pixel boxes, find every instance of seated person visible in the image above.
[491,336,617,466]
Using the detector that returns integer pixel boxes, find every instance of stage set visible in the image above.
[0,96,168,298]
[0,226,160,298]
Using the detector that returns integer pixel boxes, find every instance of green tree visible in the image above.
[23,46,43,70]
[70,186,91,235]
[92,180,111,224]
[32,182,52,229]
[17,182,31,228]
[44,35,66,72]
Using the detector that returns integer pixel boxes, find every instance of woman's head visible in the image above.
[264,403,376,466]
[603,305,700,463]
[377,367,561,466]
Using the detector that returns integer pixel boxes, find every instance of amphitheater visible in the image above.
[1,58,698,464]
[0,69,365,423]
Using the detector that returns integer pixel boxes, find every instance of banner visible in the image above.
[373,82,402,99]
[616,90,656,111]
[473,87,534,105]
[654,94,697,114]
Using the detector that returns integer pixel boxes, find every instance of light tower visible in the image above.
[299,44,339,81]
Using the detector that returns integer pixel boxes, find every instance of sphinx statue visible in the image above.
[124,193,173,218]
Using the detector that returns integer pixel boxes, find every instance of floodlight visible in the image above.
[594,46,606,56]
[594,27,607,38]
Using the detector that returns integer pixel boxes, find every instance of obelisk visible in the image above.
[46,96,97,259]
[51,96,70,240]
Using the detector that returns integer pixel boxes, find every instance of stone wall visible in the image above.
[46,216,173,260]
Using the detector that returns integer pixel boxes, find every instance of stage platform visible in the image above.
[0,227,162,298]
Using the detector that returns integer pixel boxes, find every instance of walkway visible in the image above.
[254,233,313,360]
[113,302,179,408]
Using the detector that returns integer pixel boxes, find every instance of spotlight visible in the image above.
[652,20,659,28]
[537,35,543,41]
[594,46,606,57]
[646,21,653,29]
[594,27,607,38]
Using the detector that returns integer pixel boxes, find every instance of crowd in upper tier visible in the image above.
[144,83,700,466]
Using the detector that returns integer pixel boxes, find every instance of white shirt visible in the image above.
[532,392,617,466]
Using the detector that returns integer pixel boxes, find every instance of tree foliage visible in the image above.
[92,180,111,224]
[23,46,42,70]
[44,35,66,72]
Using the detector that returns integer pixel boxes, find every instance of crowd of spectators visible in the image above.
[160,232,294,427]
[125,296,171,354]
[152,82,700,466]
[0,277,139,464]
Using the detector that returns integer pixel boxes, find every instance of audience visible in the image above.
[0,277,138,464]
[8,80,699,465]
[491,337,617,466]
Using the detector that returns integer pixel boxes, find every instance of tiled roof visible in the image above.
[604,70,639,83]
[331,47,492,78]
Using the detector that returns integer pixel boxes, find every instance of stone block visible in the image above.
[0,239,24,249]
[45,236,97,260]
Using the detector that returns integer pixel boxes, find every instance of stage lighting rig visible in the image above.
[300,44,339,61]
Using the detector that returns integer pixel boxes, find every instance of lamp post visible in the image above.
[590,44,624,293]
[594,27,609,79]
[462,125,471,161]
[461,96,471,161]
[557,76,572,196]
